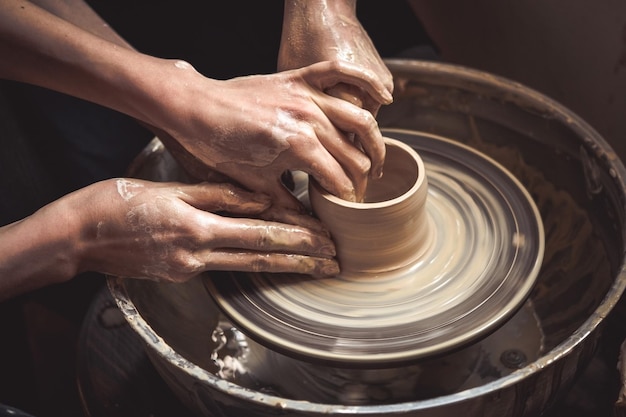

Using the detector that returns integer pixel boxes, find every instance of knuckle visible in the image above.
[328,59,345,73]
[296,123,316,139]
[363,111,379,131]
[353,109,379,135]
[355,154,372,175]
[170,252,202,274]
[385,78,395,95]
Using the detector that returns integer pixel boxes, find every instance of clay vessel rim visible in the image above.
[311,138,426,209]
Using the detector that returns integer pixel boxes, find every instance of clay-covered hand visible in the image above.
[278,0,394,118]
[0,179,339,299]
[73,179,339,282]
[152,60,392,208]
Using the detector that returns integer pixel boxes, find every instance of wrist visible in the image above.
[36,193,85,282]
[0,196,82,300]
[284,0,357,17]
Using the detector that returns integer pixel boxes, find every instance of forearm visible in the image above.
[0,0,189,132]
[28,0,132,48]
[0,200,81,301]
[281,0,359,67]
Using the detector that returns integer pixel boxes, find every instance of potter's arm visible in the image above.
[0,1,228,195]
[279,0,394,198]
[0,179,340,302]
[17,0,240,187]
[279,0,394,106]
[0,0,189,135]
[25,0,132,47]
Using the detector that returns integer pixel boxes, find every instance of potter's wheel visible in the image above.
[204,129,544,366]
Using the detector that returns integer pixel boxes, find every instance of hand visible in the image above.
[278,0,394,118]
[71,179,339,282]
[150,60,392,208]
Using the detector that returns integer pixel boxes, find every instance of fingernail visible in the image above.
[374,166,384,179]
[345,188,357,203]
[321,261,340,277]
[319,243,336,257]
[382,89,393,104]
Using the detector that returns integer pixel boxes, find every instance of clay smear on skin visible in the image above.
[244,108,293,166]
[211,108,292,168]
[116,179,204,279]
[116,178,143,201]
[96,221,105,240]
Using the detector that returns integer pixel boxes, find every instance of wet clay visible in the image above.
[309,138,431,273]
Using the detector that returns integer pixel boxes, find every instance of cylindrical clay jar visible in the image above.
[309,137,432,274]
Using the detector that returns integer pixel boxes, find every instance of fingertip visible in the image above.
[381,88,393,104]
[363,150,384,184]
[317,240,336,257]
[314,259,340,277]
[331,178,358,202]
[340,187,357,203]
[314,176,357,203]
[371,165,384,180]
[353,180,367,203]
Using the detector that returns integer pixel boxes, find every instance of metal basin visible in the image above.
[109,59,626,416]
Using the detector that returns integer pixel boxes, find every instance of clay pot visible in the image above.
[308,138,431,274]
